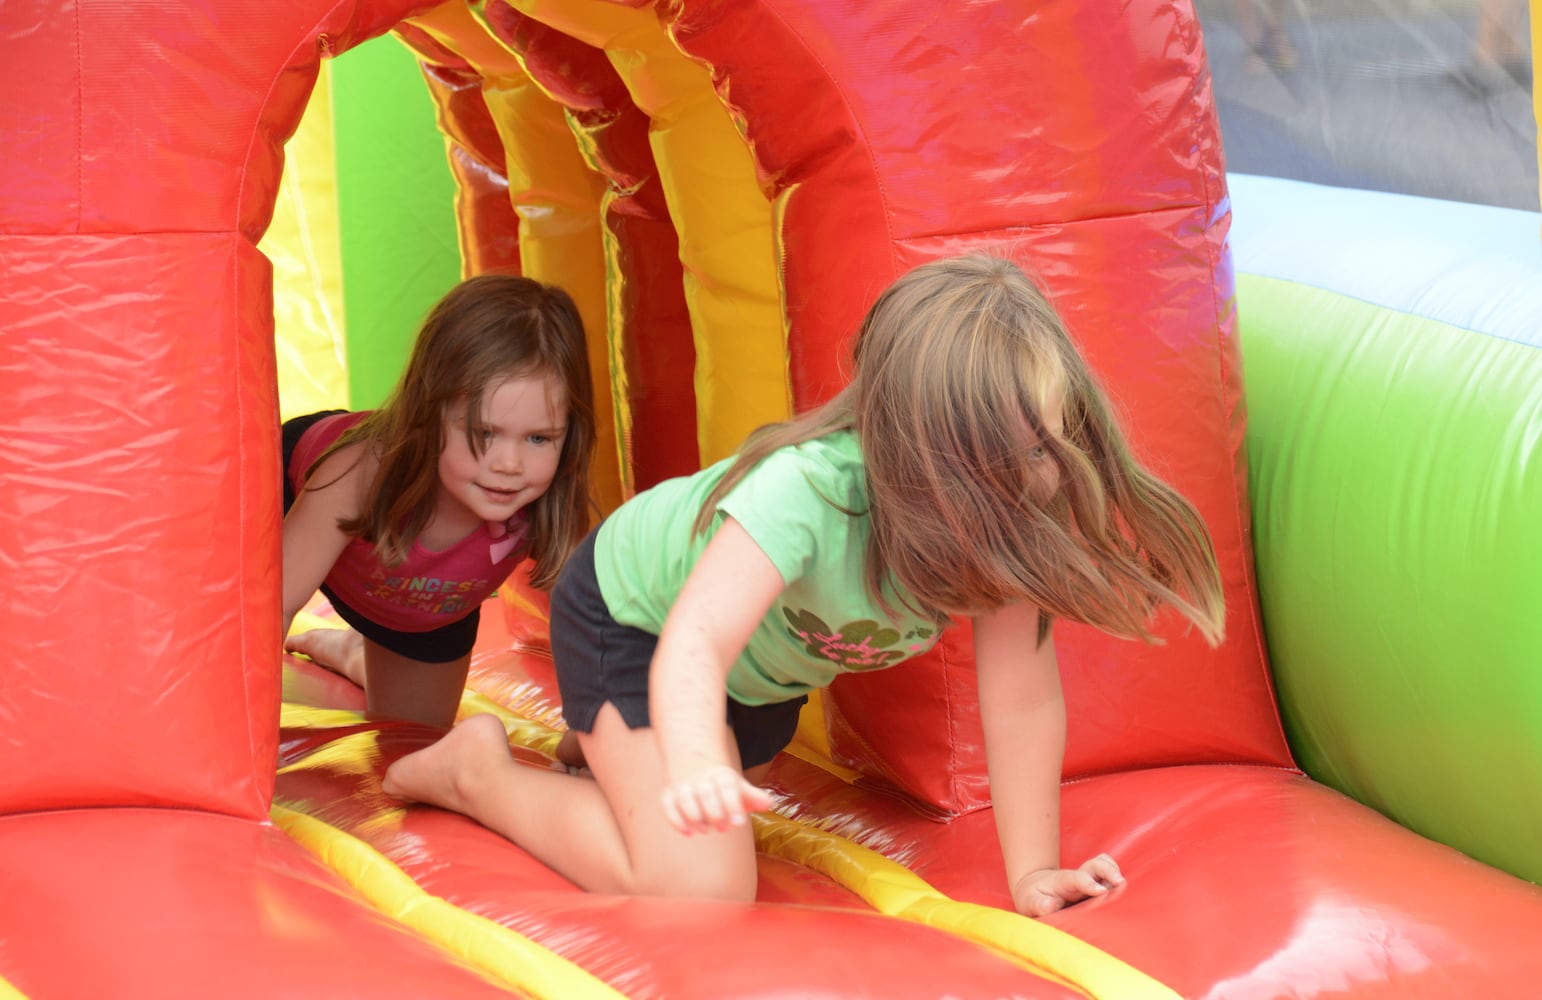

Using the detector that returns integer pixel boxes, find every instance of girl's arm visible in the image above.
[651,514,787,836]
[280,447,365,636]
[973,602,1124,917]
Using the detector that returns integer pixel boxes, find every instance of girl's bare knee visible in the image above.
[636,857,757,903]
[713,871,758,904]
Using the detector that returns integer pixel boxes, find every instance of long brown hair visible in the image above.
[695,254,1224,646]
[308,274,595,589]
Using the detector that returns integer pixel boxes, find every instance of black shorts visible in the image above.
[281,410,480,664]
[550,527,806,770]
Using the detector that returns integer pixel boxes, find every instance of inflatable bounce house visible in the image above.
[3,1,1541,997]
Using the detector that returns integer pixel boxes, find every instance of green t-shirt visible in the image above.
[594,430,943,705]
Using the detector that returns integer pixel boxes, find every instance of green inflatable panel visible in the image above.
[1240,273,1542,884]
[332,36,461,409]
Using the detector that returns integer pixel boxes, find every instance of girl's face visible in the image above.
[437,371,569,527]
[1022,386,1066,502]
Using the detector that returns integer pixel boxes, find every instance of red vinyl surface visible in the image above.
[0,809,523,998]
[273,714,1085,999]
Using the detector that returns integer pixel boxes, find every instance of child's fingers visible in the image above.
[699,770,763,829]
[659,787,691,834]
[1023,886,1064,918]
[661,774,727,834]
[661,784,709,834]
[738,778,774,814]
[1081,853,1125,886]
[712,770,753,827]
[1069,869,1110,899]
[661,769,771,835]
[694,776,731,828]
[1064,854,1124,901]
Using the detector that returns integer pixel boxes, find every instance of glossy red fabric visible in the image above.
[0,233,281,817]
[273,715,1087,1000]
[0,0,436,816]
[0,809,524,997]
[274,600,1542,999]
[764,753,1542,999]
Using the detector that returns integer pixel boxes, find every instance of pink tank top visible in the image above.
[288,412,532,632]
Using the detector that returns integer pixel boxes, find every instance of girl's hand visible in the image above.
[659,765,773,836]
[1011,854,1124,917]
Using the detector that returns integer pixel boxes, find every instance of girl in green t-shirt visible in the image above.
[384,254,1225,918]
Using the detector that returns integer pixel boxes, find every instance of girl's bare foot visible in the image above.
[382,713,512,811]
[285,628,366,686]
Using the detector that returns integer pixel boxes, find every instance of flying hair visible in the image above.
[694,254,1225,647]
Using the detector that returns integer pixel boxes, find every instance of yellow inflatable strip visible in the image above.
[458,689,566,759]
[750,812,1180,1000]
[265,59,349,423]
[276,698,561,763]
[285,608,339,637]
[281,698,1169,997]
[279,702,366,729]
[442,703,1172,997]
[271,804,624,1000]
[0,974,26,999]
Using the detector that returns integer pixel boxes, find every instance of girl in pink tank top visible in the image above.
[282,275,596,729]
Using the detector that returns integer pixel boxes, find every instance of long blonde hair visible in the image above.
[308,274,595,590]
[696,254,1224,646]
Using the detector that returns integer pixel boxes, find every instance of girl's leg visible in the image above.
[361,641,469,730]
[383,704,759,900]
[284,629,467,730]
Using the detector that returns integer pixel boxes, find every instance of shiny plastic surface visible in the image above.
[506,0,795,469]
[274,601,1542,999]
[0,0,440,818]
[262,64,350,422]
[1234,177,1542,886]
[394,14,524,277]
[765,755,1542,999]
[330,34,463,410]
[0,809,522,997]
[1,234,281,817]
[274,713,1087,999]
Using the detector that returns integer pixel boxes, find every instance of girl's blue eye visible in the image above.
[1029,445,1048,460]
[529,434,551,446]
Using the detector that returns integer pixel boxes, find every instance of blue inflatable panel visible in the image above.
[1228,174,1542,348]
